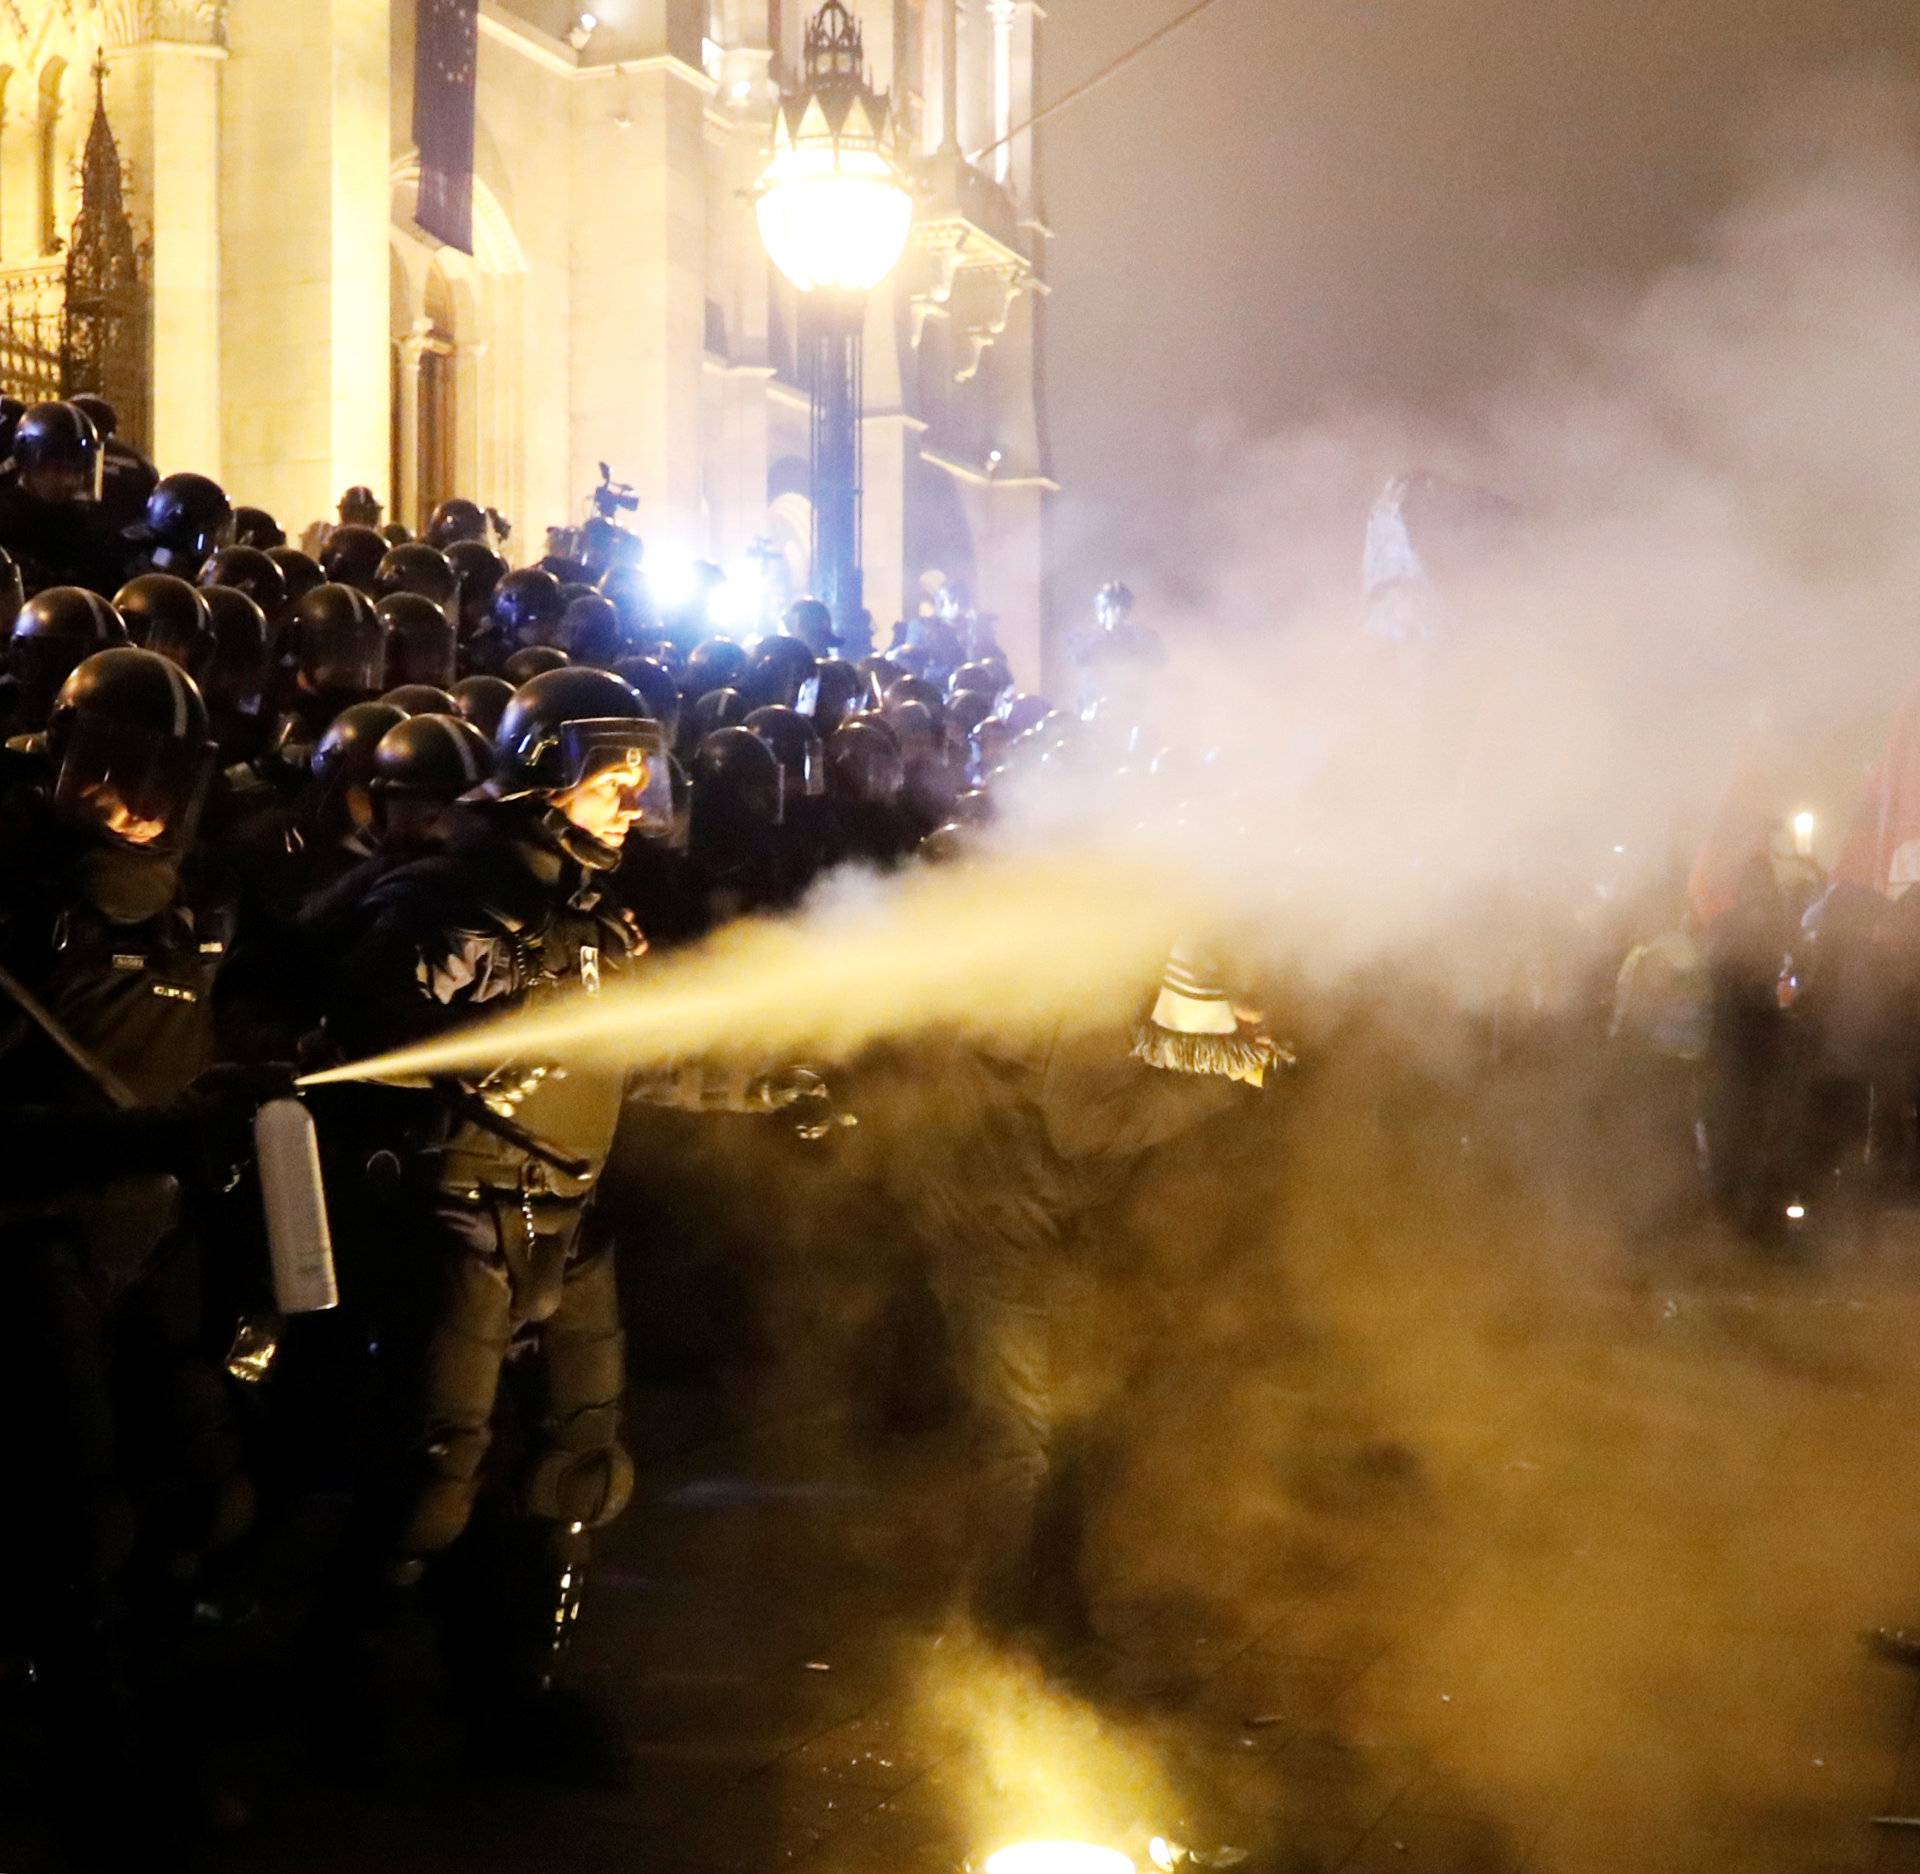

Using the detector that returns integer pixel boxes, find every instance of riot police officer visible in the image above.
[115,572,213,678]
[686,723,787,929]
[0,402,122,596]
[199,543,291,624]
[4,585,127,737]
[427,496,491,551]
[320,522,390,595]
[785,595,839,660]
[311,666,671,1778]
[275,582,388,744]
[0,647,249,1853]
[127,473,234,581]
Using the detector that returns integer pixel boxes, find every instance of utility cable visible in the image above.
[968,0,1246,167]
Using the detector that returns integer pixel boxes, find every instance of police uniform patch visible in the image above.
[111,954,146,972]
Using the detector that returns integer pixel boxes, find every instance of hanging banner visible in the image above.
[415,0,479,254]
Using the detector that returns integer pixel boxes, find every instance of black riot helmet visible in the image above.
[114,574,212,676]
[784,596,838,658]
[744,704,825,800]
[683,685,748,758]
[999,692,1051,738]
[446,538,507,636]
[199,584,271,717]
[377,590,458,690]
[826,717,905,807]
[320,522,388,593]
[198,544,289,622]
[68,393,118,438]
[310,701,408,828]
[373,541,458,611]
[231,505,286,550]
[970,715,1012,778]
[951,657,1012,701]
[0,396,25,460]
[0,546,24,648]
[744,633,817,710]
[427,497,489,549]
[884,673,946,725]
[561,593,626,669]
[492,665,672,847]
[291,582,385,701]
[450,673,514,739]
[811,659,865,736]
[882,697,938,763]
[493,665,648,793]
[491,566,567,649]
[338,485,382,528]
[682,634,748,700]
[370,712,495,813]
[690,725,786,856]
[13,402,102,501]
[143,473,233,570]
[504,645,569,684]
[945,688,996,740]
[858,654,901,693]
[9,586,128,728]
[267,546,325,611]
[380,682,459,715]
[610,655,680,738]
[46,647,215,854]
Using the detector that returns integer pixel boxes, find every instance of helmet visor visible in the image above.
[558,718,673,838]
[54,714,214,853]
[308,631,385,697]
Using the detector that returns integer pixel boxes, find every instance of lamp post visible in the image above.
[754,1,914,653]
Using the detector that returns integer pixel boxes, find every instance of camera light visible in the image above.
[650,555,697,614]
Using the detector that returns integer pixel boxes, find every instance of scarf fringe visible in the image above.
[1131,1023,1293,1088]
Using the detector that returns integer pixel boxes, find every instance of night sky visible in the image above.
[1040,0,1920,615]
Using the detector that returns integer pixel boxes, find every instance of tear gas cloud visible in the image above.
[349,75,1920,1858]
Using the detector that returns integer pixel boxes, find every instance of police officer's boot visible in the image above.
[451,1521,630,1791]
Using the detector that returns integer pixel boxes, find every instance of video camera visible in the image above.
[592,462,639,524]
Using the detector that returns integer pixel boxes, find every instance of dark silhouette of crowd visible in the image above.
[0,395,1224,1868]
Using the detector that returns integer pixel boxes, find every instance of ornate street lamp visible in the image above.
[755,1,915,650]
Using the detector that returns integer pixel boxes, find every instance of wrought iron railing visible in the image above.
[0,260,68,405]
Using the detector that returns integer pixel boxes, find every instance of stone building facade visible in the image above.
[0,0,1052,669]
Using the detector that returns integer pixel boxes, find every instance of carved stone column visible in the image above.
[99,0,227,469]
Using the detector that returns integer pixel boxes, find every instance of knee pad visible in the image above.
[524,1443,634,1528]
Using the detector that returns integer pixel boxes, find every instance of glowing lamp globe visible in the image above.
[755,1,914,296]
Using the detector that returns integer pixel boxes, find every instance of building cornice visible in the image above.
[921,448,1057,492]
[477,5,716,95]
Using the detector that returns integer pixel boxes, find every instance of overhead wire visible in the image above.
[967,0,1247,168]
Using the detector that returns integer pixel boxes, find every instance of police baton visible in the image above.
[0,954,139,1111]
